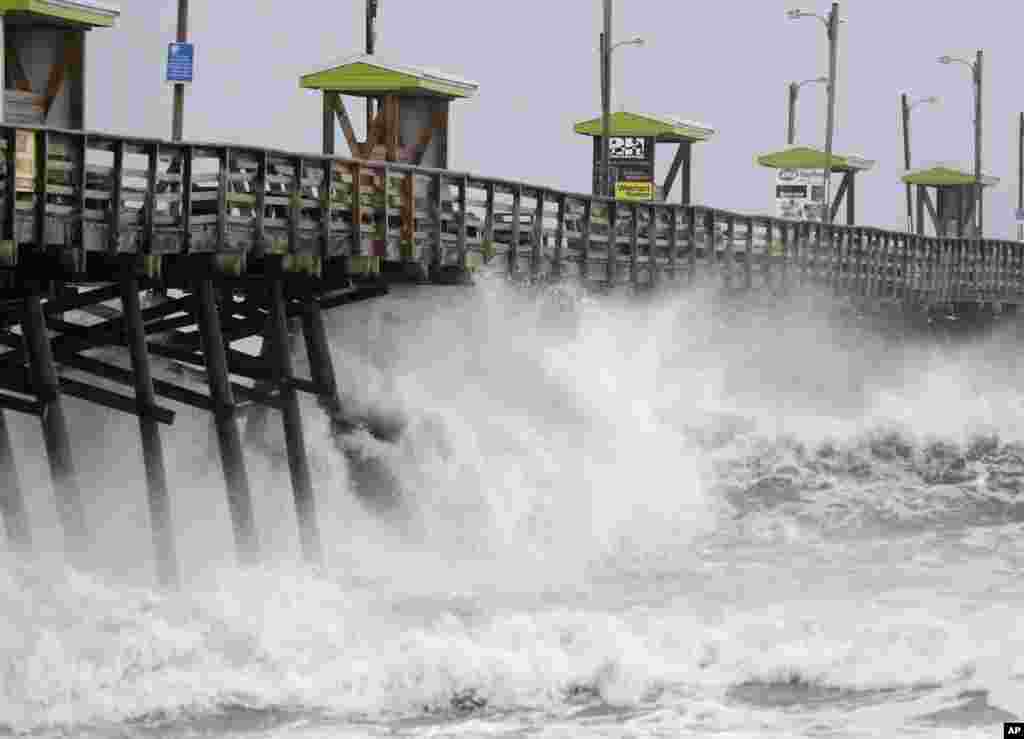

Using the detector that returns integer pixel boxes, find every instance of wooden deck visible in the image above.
[0,123,1022,305]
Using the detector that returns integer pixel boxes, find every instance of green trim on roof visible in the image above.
[901,165,998,187]
[0,0,118,26]
[756,146,874,172]
[300,61,475,98]
[573,111,714,142]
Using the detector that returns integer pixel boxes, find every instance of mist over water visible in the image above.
[3,276,1024,738]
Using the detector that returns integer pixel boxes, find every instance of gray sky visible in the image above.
[90,1,1023,238]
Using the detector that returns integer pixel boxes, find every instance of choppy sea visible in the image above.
[2,277,1023,738]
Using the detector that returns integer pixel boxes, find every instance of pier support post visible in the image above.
[120,273,179,588]
[0,411,31,554]
[267,270,321,566]
[22,294,87,559]
[244,316,300,451]
[194,276,259,565]
[300,295,350,437]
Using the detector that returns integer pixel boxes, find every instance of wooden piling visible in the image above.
[0,410,31,554]
[242,319,274,450]
[267,269,321,566]
[120,272,179,588]
[299,296,347,434]
[194,275,259,565]
[23,293,87,559]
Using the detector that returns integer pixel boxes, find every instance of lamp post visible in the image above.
[938,50,983,240]
[900,93,939,232]
[787,76,828,145]
[366,0,379,135]
[170,0,188,141]
[599,0,644,197]
[787,3,841,224]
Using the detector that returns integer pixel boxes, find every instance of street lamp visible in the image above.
[938,51,983,240]
[901,94,940,232]
[599,0,645,198]
[787,3,841,224]
[366,0,380,132]
[611,36,644,52]
[787,76,828,145]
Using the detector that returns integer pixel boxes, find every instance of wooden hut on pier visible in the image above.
[572,111,715,203]
[299,54,478,271]
[0,0,119,128]
[902,164,999,238]
[756,145,874,225]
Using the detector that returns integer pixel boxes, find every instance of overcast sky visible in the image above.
[90,1,1023,238]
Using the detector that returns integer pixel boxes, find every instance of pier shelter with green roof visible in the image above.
[901,165,998,238]
[1,0,119,129]
[572,111,714,203]
[300,54,478,169]
[756,145,874,225]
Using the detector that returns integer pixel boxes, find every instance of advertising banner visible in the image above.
[615,180,655,201]
[15,130,35,193]
[608,136,651,163]
[775,168,826,222]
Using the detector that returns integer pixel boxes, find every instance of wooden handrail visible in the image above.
[2,123,1023,303]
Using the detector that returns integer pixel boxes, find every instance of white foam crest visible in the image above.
[4,557,1024,732]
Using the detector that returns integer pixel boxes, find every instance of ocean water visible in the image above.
[2,276,1024,738]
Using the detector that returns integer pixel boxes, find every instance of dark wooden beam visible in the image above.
[319,283,388,310]
[121,273,179,588]
[438,103,450,169]
[846,172,856,226]
[385,95,400,162]
[22,293,87,559]
[0,393,38,415]
[57,351,213,412]
[193,275,259,565]
[412,109,446,166]
[829,172,850,224]
[916,186,925,236]
[921,187,940,236]
[962,189,977,237]
[59,377,175,424]
[680,143,693,205]
[267,267,320,565]
[332,94,362,158]
[322,93,335,156]
[661,143,686,201]
[0,409,32,553]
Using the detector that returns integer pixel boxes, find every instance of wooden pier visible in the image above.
[1,122,1023,586]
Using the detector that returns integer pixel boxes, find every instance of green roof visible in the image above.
[901,165,999,187]
[300,55,478,99]
[0,0,119,27]
[573,111,715,142]
[756,146,874,172]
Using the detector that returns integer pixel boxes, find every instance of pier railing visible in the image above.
[2,123,1023,305]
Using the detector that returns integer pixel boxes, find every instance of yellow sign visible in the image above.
[615,180,654,201]
[15,130,35,193]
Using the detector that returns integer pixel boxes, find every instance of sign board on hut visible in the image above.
[775,168,826,222]
[15,130,36,193]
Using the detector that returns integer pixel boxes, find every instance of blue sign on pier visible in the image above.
[166,42,194,83]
